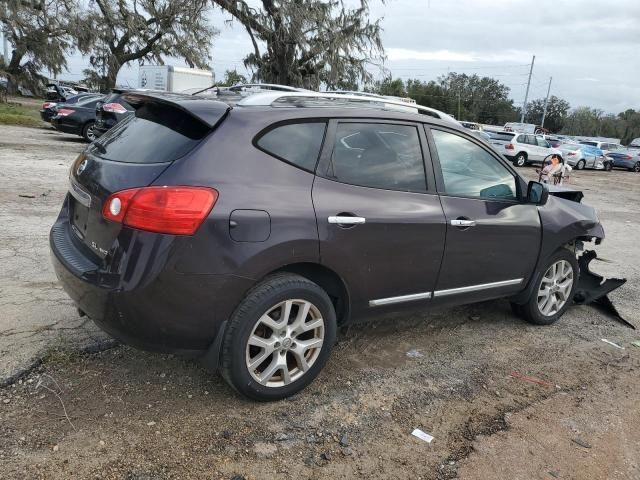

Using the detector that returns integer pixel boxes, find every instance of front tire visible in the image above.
[220,273,337,401]
[519,249,578,325]
[632,162,640,172]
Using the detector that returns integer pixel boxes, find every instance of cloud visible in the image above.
[386,48,476,62]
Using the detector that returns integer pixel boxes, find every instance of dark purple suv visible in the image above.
[50,91,605,400]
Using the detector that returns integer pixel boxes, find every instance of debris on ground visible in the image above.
[601,339,624,349]
[631,341,640,349]
[571,437,592,449]
[406,349,424,358]
[18,194,35,198]
[411,428,434,443]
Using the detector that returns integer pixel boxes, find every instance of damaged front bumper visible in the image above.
[574,250,632,329]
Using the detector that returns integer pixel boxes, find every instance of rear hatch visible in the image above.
[68,94,229,260]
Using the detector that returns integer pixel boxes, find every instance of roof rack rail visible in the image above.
[188,82,310,97]
[325,90,417,104]
[236,91,461,126]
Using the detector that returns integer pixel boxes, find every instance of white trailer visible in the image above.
[138,65,213,93]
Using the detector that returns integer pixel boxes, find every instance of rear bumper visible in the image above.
[40,110,53,122]
[51,118,82,135]
[49,201,254,354]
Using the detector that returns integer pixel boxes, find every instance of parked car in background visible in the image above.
[51,96,104,142]
[41,93,102,123]
[500,133,562,167]
[94,90,134,137]
[579,140,625,155]
[627,138,640,150]
[606,151,640,172]
[559,144,611,170]
[50,89,607,401]
[543,136,563,148]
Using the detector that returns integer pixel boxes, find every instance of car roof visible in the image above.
[119,89,465,132]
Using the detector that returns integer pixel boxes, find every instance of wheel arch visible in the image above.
[269,262,351,325]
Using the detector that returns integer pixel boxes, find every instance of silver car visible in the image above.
[559,144,611,170]
[492,132,562,167]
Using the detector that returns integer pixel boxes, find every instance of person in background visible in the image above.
[538,154,563,184]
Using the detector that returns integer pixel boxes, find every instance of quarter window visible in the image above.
[257,122,327,171]
[329,123,427,192]
[431,129,517,200]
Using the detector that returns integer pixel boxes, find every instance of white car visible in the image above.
[491,132,562,167]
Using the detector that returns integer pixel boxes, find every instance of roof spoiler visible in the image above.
[121,90,230,129]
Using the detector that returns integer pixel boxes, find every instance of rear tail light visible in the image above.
[102,186,218,235]
[43,102,56,109]
[624,154,633,160]
[57,108,75,116]
[568,152,576,156]
[102,103,128,114]
[505,143,514,150]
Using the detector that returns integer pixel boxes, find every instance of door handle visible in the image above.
[450,219,476,227]
[328,216,366,225]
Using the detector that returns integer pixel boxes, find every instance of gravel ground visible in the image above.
[0,125,639,479]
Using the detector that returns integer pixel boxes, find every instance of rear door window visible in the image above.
[87,101,210,163]
[328,123,427,192]
[256,122,327,171]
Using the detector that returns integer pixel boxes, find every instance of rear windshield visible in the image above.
[487,132,515,141]
[87,101,210,163]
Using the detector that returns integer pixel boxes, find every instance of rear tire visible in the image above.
[520,249,578,326]
[605,162,613,171]
[576,159,585,170]
[220,273,337,401]
[82,121,97,142]
[514,153,527,167]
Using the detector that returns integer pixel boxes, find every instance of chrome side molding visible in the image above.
[433,278,523,297]
[369,291,432,307]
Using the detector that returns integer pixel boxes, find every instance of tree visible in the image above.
[216,69,248,86]
[523,96,570,132]
[562,107,640,144]
[212,0,384,89]
[0,0,83,93]
[82,0,217,90]
[368,76,406,97]
[438,73,518,124]
[368,73,519,125]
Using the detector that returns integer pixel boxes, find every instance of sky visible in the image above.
[40,0,640,114]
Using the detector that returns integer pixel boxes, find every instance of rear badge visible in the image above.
[77,159,88,176]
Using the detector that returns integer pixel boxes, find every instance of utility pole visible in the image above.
[520,55,535,123]
[540,76,553,129]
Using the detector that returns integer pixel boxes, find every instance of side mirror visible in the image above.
[527,181,549,205]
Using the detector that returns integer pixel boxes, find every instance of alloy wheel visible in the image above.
[515,155,526,167]
[86,125,97,142]
[634,163,640,172]
[576,160,585,170]
[537,260,574,317]
[245,299,325,387]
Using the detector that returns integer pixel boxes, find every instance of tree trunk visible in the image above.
[103,56,122,90]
